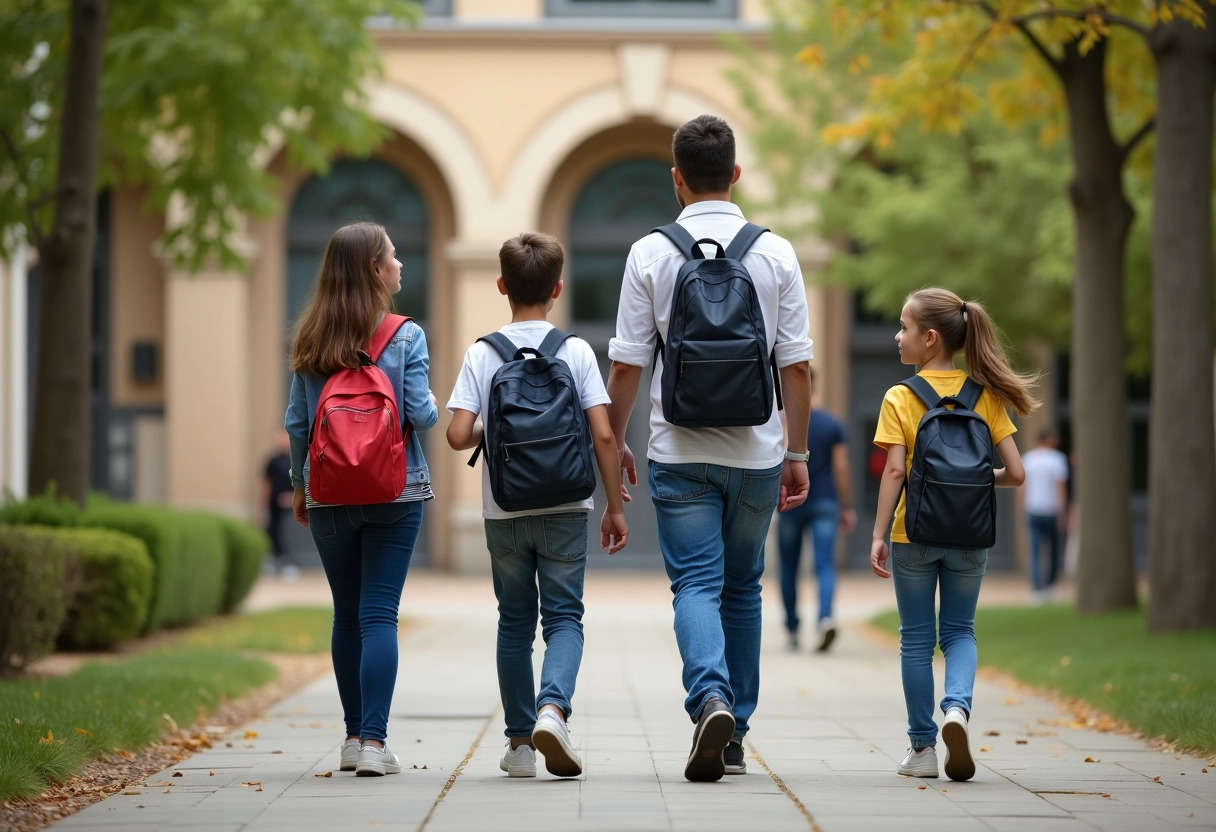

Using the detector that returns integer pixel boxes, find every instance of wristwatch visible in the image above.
[783,449,810,462]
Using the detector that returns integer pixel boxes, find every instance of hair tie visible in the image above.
[960,301,968,323]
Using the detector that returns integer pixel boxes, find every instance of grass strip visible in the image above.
[0,648,276,802]
[869,604,1216,757]
[182,606,333,654]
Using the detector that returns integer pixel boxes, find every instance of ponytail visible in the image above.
[907,288,1041,417]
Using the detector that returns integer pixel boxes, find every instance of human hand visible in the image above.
[618,444,637,503]
[601,510,629,555]
[292,489,309,527]
[870,537,891,578]
[777,460,809,512]
[840,506,857,534]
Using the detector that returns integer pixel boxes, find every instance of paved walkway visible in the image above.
[55,570,1215,832]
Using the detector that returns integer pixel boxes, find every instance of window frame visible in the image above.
[545,0,737,19]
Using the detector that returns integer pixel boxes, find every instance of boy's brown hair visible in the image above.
[672,114,736,194]
[499,232,564,307]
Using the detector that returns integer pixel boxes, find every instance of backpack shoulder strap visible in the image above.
[723,223,769,261]
[476,332,518,364]
[899,376,941,411]
[368,314,411,362]
[652,222,700,261]
[956,377,984,411]
[537,327,575,358]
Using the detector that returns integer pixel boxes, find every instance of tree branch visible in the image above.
[966,0,1064,73]
[1119,115,1156,164]
[1011,8,1151,40]
[0,125,48,250]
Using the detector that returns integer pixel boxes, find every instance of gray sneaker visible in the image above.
[355,743,401,776]
[339,739,361,772]
[531,711,583,777]
[685,697,734,782]
[723,741,747,775]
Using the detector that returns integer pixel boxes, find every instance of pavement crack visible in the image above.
[748,741,823,832]
[417,707,498,832]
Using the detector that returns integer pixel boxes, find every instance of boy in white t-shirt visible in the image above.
[1020,430,1070,601]
[446,232,629,779]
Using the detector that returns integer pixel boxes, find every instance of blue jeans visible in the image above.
[484,512,588,739]
[649,460,782,740]
[1028,513,1062,591]
[777,497,840,632]
[891,542,987,750]
[309,501,423,743]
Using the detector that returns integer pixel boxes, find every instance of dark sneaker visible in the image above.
[684,697,734,782]
[816,617,837,653]
[723,741,746,775]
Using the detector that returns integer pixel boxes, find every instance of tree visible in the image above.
[741,1,1214,618]
[1146,6,1216,631]
[0,0,417,505]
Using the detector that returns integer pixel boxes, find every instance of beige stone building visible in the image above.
[1,0,1096,572]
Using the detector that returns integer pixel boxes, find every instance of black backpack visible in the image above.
[468,329,597,512]
[652,222,781,428]
[900,376,996,550]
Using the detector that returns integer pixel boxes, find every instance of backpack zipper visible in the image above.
[681,358,758,373]
[502,433,577,462]
[320,404,389,427]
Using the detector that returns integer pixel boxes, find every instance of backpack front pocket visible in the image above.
[496,432,595,511]
[672,339,767,426]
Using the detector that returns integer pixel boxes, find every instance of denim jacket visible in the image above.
[285,318,439,498]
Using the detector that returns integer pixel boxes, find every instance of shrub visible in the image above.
[0,488,81,528]
[55,528,154,650]
[218,517,269,613]
[0,526,79,674]
[80,504,183,632]
[170,512,228,625]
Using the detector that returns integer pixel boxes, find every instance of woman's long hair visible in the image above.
[907,288,1040,417]
[291,222,393,375]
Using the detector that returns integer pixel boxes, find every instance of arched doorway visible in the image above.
[282,157,432,565]
[568,157,675,568]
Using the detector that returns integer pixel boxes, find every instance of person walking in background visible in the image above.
[776,366,856,653]
[260,430,298,581]
[446,232,629,780]
[285,221,439,778]
[1019,430,1069,603]
[869,288,1036,782]
[605,114,813,782]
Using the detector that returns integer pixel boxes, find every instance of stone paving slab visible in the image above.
[52,571,1216,832]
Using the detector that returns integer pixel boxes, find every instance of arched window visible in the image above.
[569,158,674,325]
[286,158,428,340]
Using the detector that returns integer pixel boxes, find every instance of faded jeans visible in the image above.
[891,542,987,749]
[310,501,423,743]
[777,497,841,632]
[649,460,782,741]
[484,512,588,739]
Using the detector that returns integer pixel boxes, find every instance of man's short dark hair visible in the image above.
[499,232,565,306]
[672,114,736,194]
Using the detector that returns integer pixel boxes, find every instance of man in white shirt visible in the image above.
[1020,430,1070,602]
[605,115,813,782]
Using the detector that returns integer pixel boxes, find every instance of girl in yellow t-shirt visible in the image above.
[870,288,1039,783]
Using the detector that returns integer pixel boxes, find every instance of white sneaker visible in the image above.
[532,711,583,777]
[355,743,401,776]
[941,707,976,781]
[817,617,838,652]
[339,739,361,772]
[897,746,939,778]
[499,743,537,777]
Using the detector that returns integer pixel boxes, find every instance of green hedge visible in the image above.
[55,528,154,650]
[218,517,269,613]
[0,526,79,674]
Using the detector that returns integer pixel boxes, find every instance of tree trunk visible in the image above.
[28,0,108,505]
[1146,15,1216,631]
[1058,38,1139,613]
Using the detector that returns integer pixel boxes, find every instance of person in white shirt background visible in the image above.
[1019,430,1070,603]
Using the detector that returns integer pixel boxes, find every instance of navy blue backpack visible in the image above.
[652,222,781,428]
[900,375,997,550]
[468,329,597,512]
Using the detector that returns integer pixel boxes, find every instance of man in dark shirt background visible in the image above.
[776,367,856,652]
[262,430,298,581]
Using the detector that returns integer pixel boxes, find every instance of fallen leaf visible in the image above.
[421,765,427,770]
[1153,776,1162,783]
[917,784,927,790]
[1203,768,1209,773]
[162,714,178,732]
[255,787,263,792]
[244,730,258,740]
[1060,656,1071,666]
[1102,794,1111,799]
[74,727,93,738]
[209,771,215,776]
[171,771,183,778]
[984,730,999,737]
[240,781,262,787]
[272,750,283,754]
[315,771,333,778]
[163,788,172,794]
[226,742,233,748]
[1084,756,1099,763]
[979,747,992,753]
[1016,739,1028,745]
[121,789,141,796]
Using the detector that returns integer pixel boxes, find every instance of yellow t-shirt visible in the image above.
[873,369,1017,543]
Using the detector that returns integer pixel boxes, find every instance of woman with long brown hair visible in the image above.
[285,221,438,777]
[869,287,1037,782]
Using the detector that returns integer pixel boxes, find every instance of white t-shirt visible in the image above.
[447,320,610,519]
[607,200,814,468]
[1022,446,1069,515]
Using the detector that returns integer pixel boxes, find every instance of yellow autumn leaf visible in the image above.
[796,45,826,69]
[244,730,258,740]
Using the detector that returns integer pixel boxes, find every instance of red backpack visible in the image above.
[308,314,411,505]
